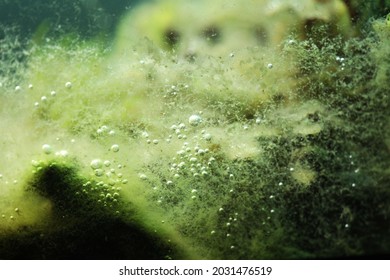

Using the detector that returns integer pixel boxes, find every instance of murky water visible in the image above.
[0,0,389,259]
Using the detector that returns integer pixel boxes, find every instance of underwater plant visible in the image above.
[0,0,389,259]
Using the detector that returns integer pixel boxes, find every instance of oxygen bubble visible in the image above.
[41,96,47,102]
[65,81,72,88]
[139,174,148,180]
[28,84,33,89]
[179,123,186,129]
[15,85,21,91]
[204,133,212,141]
[190,157,197,163]
[50,90,56,96]
[153,139,159,144]
[108,130,116,136]
[189,115,202,126]
[42,144,53,154]
[104,160,111,167]
[267,63,273,69]
[111,144,120,152]
[90,159,103,170]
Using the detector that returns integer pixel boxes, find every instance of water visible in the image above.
[0,0,389,259]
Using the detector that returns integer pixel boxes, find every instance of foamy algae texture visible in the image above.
[0,0,389,259]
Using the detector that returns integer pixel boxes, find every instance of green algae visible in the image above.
[0,0,389,260]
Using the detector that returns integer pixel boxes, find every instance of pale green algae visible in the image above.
[0,1,389,259]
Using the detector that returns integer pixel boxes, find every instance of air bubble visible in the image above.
[42,144,53,154]
[56,150,68,157]
[190,157,197,162]
[204,133,212,141]
[188,115,202,126]
[94,169,104,177]
[111,144,120,152]
[90,159,103,170]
